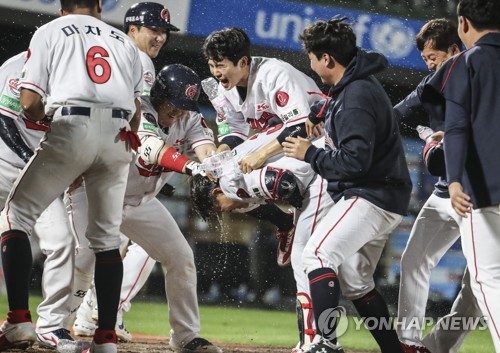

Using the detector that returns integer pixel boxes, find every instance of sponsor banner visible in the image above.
[188,0,427,71]
[0,0,191,31]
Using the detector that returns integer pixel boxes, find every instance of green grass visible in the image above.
[0,296,493,352]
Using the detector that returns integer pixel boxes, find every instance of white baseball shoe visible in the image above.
[0,321,36,351]
[73,296,97,337]
[115,311,132,342]
[170,337,222,353]
[74,309,131,343]
[301,337,344,353]
[73,317,97,337]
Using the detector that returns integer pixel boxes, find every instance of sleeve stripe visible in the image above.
[20,82,46,94]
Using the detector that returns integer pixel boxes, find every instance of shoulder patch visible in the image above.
[275,91,289,107]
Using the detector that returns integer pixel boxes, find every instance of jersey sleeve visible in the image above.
[139,51,155,96]
[131,46,144,99]
[217,85,250,142]
[0,53,26,119]
[185,112,216,150]
[265,66,313,127]
[20,27,49,97]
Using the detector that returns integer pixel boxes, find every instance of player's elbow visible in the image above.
[20,89,44,121]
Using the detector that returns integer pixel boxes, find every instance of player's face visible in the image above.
[130,26,168,59]
[420,43,452,71]
[208,57,249,90]
[157,100,189,127]
[213,190,249,212]
[308,52,335,85]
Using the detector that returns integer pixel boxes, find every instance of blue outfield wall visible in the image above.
[188,0,428,71]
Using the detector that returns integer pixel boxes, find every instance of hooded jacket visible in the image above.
[304,49,412,215]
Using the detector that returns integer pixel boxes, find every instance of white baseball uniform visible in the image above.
[0,16,142,345]
[71,46,160,320]
[0,52,77,335]
[214,56,322,141]
[67,95,215,347]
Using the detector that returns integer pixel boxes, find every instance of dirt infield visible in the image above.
[25,334,368,353]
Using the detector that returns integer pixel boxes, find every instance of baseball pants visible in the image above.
[459,205,500,352]
[302,196,402,283]
[398,193,463,344]
[0,158,75,334]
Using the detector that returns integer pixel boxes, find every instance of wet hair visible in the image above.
[458,0,500,31]
[299,17,357,67]
[60,0,99,12]
[202,27,251,65]
[190,174,219,222]
[416,19,462,52]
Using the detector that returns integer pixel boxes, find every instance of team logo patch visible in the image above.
[143,71,154,85]
[185,84,199,98]
[7,78,21,97]
[160,8,170,22]
[275,91,289,107]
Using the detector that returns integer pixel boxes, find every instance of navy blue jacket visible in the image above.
[304,49,412,215]
[395,73,449,198]
[425,33,500,208]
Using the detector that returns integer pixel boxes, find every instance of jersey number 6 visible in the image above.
[86,46,111,84]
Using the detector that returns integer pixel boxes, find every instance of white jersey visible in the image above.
[124,96,214,206]
[139,50,155,95]
[0,52,51,168]
[216,57,322,140]
[219,127,323,204]
[21,14,143,115]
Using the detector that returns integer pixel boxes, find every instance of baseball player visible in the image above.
[0,52,90,352]
[203,28,320,266]
[72,2,180,341]
[67,64,222,353]
[0,0,143,352]
[202,30,324,341]
[423,0,500,350]
[393,19,479,353]
[283,17,412,353]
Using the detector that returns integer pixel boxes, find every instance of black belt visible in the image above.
[60,106,129,120]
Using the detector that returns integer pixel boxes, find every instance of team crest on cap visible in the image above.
[275,91,289,107]
[185,85,199,98]
[160,8,170,23]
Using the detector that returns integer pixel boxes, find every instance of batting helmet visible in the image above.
[151,64,201,112]
[124,2,180,33]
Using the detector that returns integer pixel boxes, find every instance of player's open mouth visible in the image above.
[220,79,230,89]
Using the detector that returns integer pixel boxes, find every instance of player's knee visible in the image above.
[342,282,375,301]
[264,168,303,208]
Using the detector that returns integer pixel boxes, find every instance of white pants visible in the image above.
[68,184,200,348]
[423,269,482,353]
[2,109,131,251]
[0,159,75,334]
[302,197,402,291]
[459,205,500,352]
[398,193,462,343]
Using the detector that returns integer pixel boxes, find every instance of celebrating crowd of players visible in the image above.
[0,1,499,353]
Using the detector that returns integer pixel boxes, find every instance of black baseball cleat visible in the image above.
[170,337,223,353]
